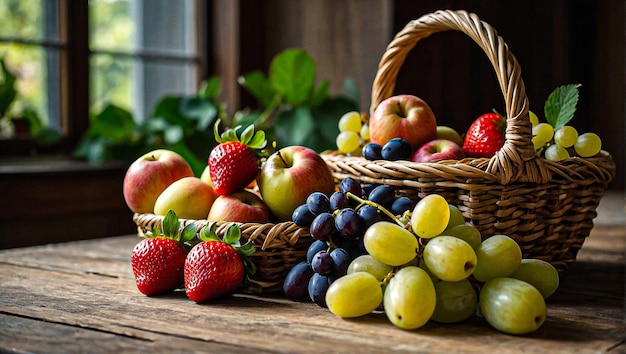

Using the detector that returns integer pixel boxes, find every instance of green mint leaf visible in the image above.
[269,48,316,105]
[162,210,181,238]
[544,84,580,131]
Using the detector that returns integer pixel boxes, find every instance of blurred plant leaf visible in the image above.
[269,48,315,105]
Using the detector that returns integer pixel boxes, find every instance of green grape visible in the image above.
[554,125,578,148]
[445,204,465,230]
[326,272,383,318]
[418,258,440,284]
[479,277,546,335]
[347,254,394,281]
[423,235,477,282]
[363,221,418,266]
[383,266,436,330]
[532,123,554,147]
[574,132,602,157]
[472,235,522,282]
[431,279,477,323]
[528,110,539,127]
[532,136,546,151]
[411,194,450,239]
[510,258,560,298]
[360,123,370,141]
[336,131,360,153]
[338,111,362,133]
[442,224,482,249]
[544,144,570,161]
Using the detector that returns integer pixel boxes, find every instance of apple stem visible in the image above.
[276,149,290,167]
[345,192,407,228]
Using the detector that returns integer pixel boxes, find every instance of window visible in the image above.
[0,0,207,154]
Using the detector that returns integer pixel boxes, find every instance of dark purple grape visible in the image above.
[311,250,333,274]
[334,208,361,240]
[330,248,350,276]
[307,240,328,263]
[357,205,382,231]
[308,273,334,307]
[339,177,363,196]
[391,196,415,216]
[283,261,314,299]
[368,184,396,209]
[362,143,383,160]
[306,192,331,215]
[292,204,315,226]
[329,191,349,211]
[362,184,377,197]
[310,212,336,240]
[381,137,412,160]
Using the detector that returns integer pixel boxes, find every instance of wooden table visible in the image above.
[1,192,624,353]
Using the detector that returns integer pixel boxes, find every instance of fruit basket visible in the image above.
[133,213,312,294]
[322,9,616,272]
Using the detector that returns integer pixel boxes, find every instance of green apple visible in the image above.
[207,190,270,223]
[123,149,194,214]
[154,177,218,219]
[436,126,463,146]
[257,146,335,221]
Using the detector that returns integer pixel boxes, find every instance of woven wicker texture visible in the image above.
[322,9,616,272]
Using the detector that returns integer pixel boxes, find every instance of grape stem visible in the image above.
[345,192,407,228]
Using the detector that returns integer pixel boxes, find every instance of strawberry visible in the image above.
[208,120,267,196]
[130,210,197,296]
[184,223,256,303]
[462,112,506,158]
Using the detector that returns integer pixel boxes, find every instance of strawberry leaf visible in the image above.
[544,84,580,131]
[199,223,221,242]
[162,210,180,238]
[180,223,197,243]
[237,240,256,257]
[240,124,255,145]
[248,130,267,150]
[223,224,241,245]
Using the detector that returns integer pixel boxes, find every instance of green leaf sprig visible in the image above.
[544,84,581,130]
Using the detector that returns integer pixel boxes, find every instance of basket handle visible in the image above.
[370,10,550,184]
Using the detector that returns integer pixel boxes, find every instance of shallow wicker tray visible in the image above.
[133,213,312,294]
[322,9,616,273]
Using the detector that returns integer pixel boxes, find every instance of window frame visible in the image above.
[0,0,209,158]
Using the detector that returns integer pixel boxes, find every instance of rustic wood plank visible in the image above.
[0,191,623,353]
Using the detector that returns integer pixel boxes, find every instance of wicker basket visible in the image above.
[133,213,312,294]
[322,9,616,273]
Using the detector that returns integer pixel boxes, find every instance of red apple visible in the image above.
[207,190,270,223]
[154,177,218,219]
[369,94,438,150]
[411,139,465,163]
[123,149,194,214]
[257,146,336,221]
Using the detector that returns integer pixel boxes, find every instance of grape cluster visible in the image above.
[321,193,560,335]
[335,111,370,155]
[531,111,602,161]
[284,177,416,307]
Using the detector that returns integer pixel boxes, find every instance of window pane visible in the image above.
[89,0,195,55]
[90,53,133,114]
[90,54,197,121]
[0,0,59,41]
[88,0,199,122]
[0,43,59,131]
